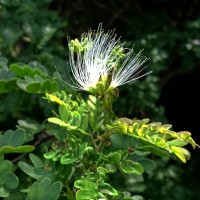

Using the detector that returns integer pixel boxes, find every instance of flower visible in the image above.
[66,25,121,92]
[60,25,151,94]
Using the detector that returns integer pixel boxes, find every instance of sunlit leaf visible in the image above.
[99,183,118,196]
[47,94,65,105]
[60,154,77,165]
[0,145,35,153]
[76,189,97,200]
[74,180,97,190]
[171,146,190,163]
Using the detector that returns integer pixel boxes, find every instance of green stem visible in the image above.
[66,186,76,200]
[97,132,111,152]
[102,92,114,125]
[89,134,98,149]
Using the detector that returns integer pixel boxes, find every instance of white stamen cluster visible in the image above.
[110,50,149,88]
[64,25,151,93]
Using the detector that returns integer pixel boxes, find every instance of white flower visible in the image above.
[67,25,121,92]
[60,25,151,94]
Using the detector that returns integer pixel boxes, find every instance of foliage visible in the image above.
[0,0,200,199]
[0,33,198,200]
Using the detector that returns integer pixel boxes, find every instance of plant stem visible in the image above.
[89,134,98,149]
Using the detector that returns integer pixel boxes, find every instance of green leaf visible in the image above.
[71,111,81,127]
[122,123,128,133]
[132,195,144,200]
[97,167,106,177]
[0,187,9,198]
[110,134,141,151]
[76,189,97,200]
[88,95,97,104]
[97,166,116,180]
[44,151,58,159]
[0,160,12,176]
[59,104,69,122]
[0,145,35,154]
[10,64,26,78]
[188,137,197,149]
[104,152,121,163]
[180,148,191,160]
[99,183,118,196]
[41,80,58,93]
[74,180,97,190]
[1,172,19,189]
[41,79,51,92]
[18,161,40,181]
[34,74,43,83]
[9,128,26,147]
[33,167,54,180]
[138,158,156,171]
[81,114,89,131]
[26,82,42,93]
[47,180,62,200]
[24,66,35,77]
[60,154,78,165]
[15,79,26,91]
[48,117,69,126]
[0,130,14,147]
[49,81,58,92]
[110,134,124,149]
[17,118,44,140]
[151,136,166,147]
[138,125,148,137]
[178,131,191,139]
[171,146,190,163]
[46,93,65,105]
[29,153,44,168]
[139,145,169,158]
[132,122,139,132]
[0,80,6,93]
[48,117,74,128]
[77,143,87,158]
[26,178,62,200]
[17,79,42,93]
[166,139,188,147]
[120,160,144,175]
[46,123,68,140]
[48,117,88,135]
[117,117,133,125]
[104,164,117,173]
